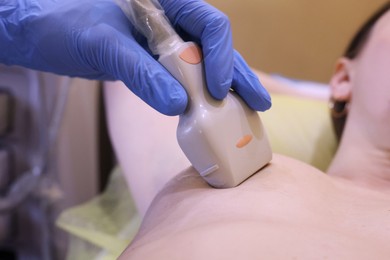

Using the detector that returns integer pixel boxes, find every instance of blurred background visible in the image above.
[0,0,388,259]
[208,0,388,82]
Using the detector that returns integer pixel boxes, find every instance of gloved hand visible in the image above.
[0,0,271,115]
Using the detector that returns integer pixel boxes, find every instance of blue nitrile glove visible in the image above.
[0,0,271,115]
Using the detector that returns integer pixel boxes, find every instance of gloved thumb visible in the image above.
[74,24,188,116]
[117,45,189,116]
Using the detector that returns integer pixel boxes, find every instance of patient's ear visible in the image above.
[329,58,353,101]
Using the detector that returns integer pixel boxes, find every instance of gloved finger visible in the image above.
[231,51,272,111]
[120,48,188,116]
[160,0,234,100]
[73,24,188,116]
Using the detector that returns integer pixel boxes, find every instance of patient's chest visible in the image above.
[125,155,390,259]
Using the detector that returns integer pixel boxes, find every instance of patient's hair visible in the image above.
[344,2,390,59]
[332,2,390,140]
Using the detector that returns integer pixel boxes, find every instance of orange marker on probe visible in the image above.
[117,0,272,188]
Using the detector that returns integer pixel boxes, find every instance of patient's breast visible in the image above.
[122,154,390,260]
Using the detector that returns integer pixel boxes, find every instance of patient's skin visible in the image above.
[327,9,390,189]
[120,154,390,259]
[106,7,390,260]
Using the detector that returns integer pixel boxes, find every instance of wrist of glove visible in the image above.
[1,0,124,80]
[0,0,271,115]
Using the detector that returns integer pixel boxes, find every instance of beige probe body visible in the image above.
[117,0,272,188]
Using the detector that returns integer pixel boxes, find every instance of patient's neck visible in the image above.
[327,127,390,192]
